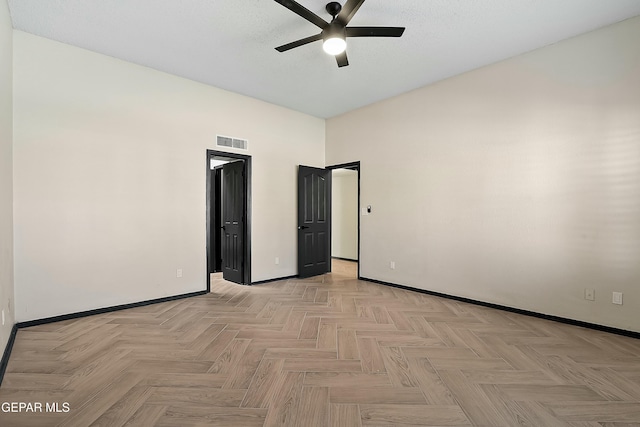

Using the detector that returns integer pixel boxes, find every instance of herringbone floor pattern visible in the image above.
[1,260,640,426]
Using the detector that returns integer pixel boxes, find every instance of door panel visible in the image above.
[222,160,244,284]
[298,165,331,278]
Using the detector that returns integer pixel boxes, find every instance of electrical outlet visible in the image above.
[585,289,595,301]
[176,269,183,278]
[612,292,623,305]
[275,257,279,265]
[390,261,395,270]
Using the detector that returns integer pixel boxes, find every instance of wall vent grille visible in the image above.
[217,135,248,150]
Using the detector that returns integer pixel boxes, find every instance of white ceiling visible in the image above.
[8,0,640,118]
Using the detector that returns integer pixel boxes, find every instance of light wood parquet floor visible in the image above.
[1,259,640,426]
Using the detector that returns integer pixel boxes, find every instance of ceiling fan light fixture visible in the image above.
[323,36,346,55]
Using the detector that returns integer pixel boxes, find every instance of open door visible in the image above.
[298,165,331,278]
[222,160,244,284]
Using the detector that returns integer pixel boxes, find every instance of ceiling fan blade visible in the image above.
[275,33,323,52]
[336,0,366,26]
[273,0,329,29]
[336,51,349,68]
[346,27,405,38]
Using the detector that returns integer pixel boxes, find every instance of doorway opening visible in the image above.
[296,161,360,280]
[206,150,251,289]
[327,162,360,279]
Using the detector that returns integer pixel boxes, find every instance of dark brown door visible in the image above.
[298,165,331,278]
[222,160,244,284]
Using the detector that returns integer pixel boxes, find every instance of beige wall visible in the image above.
[13,32,325,322]
[326,17,640,332]
[0,0,14,353]
[331,169,358,260]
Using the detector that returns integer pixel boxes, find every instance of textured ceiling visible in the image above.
[8,0,640,118]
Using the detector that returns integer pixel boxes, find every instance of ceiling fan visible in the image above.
[273,0,405,68]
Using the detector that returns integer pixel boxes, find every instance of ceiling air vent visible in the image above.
[217,135,248,151]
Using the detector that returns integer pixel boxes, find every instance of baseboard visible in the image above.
[331,256,358,262]
[360,277,640,340]
[0,324,19,387]
[15,290,208,329]
[252,275,297,285]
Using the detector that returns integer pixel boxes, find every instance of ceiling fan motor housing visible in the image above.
[323,22,346,41]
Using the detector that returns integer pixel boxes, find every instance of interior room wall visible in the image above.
[326,16,640,332]
[331,169,358,260]
[12,31,325,322]
[0,0,15,351]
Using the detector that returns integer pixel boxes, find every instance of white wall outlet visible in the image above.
[612,292,623,305]
[585,289,595,301]
[390,261,395,270]
[176,269,183,278]
[275,257,279,265]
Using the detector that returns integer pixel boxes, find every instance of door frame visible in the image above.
[206,150,252,290]
[326,161,361,279]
